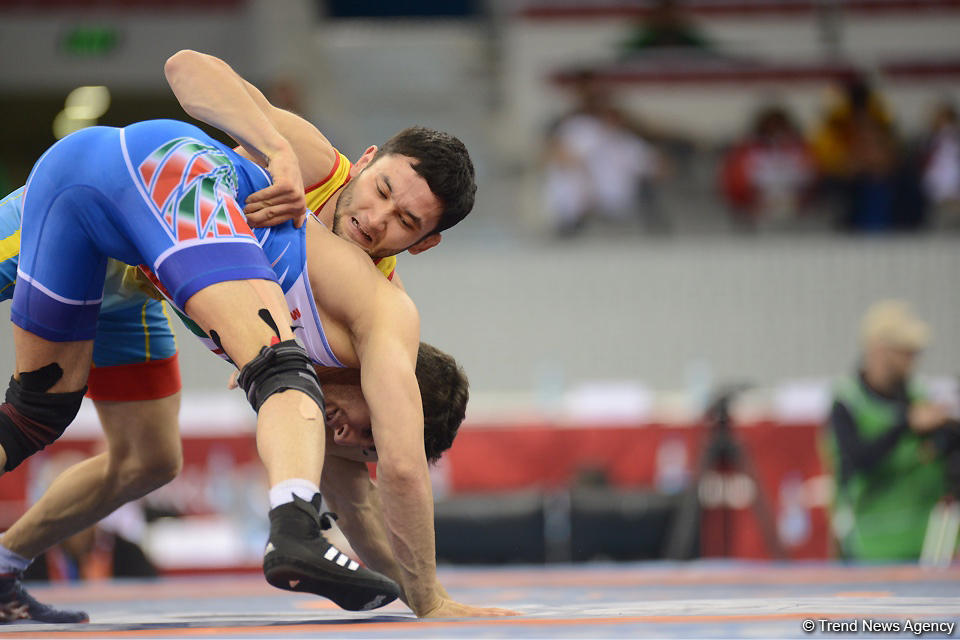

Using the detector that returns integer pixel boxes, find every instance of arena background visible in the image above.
[0,0,959,625]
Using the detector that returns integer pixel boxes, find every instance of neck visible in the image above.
[315,162,357,228]
[314,366,361,385]
[314,186,342,228]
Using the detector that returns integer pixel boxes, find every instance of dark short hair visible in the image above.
[416,342,469,463]
[373,127,476,235]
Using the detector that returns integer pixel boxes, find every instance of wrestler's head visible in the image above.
[323,342,469,464]
[332,127,476,260]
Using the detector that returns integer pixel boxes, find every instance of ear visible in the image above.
[408,232,441,255]
[352,145,379,173]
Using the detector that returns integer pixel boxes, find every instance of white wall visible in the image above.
[401,235,960,396]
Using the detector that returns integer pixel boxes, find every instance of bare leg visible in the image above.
[11,326,93,392]
[184,279,324,485]
[0,327,93,474]
[0,327,95,622]
[0,393,182,559]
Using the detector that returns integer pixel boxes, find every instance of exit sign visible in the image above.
[62,26,120,56]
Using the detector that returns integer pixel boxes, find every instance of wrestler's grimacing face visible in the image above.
[332,154,443,259]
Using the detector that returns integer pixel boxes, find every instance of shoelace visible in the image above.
[294,495,339,532]
[318,511,339,531]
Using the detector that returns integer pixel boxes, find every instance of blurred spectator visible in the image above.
[810,77,892,180]
[719,104,814,229]
[920,101,960,227]
[824,300,960,561]
[541,72,664,236]
[620,0,711,53]
[809,76,926,232]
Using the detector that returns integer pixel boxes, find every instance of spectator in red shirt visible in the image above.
[720,105,814,230]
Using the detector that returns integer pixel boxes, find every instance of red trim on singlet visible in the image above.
[86,354,182,402]
[137,265,173,301]
[305,152,343,194]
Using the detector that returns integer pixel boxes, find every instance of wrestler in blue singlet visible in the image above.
[14,119,275,343]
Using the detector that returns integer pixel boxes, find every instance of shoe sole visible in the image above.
[263,554,400,611]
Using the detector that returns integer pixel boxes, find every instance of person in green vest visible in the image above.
[826,300,960,561]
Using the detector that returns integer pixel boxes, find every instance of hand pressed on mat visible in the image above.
[421,598,519,618]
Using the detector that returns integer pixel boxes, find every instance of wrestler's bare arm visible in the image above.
[305,219,515,618]
[352,303,443,617]
[164,49,311,227]
[164,50,337,189]
[319,454,399,581]
[346,297,517,618]
[165,51,297,170]
[297,226,434,611]
[321,389,515,618]
[321,454,442,607]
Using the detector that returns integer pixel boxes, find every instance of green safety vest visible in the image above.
[825,375,945,560]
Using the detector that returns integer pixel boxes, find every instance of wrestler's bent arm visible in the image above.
[165,51,299,171]
[164,50,337,189]
[165,50,309,227]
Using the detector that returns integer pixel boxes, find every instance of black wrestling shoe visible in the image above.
[263,494,400,611]
[0,572,89,623]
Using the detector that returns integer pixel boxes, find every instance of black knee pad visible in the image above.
[237,339,325,414]
[0,376,86,471]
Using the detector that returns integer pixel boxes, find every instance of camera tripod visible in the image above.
[665,387,786,560]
